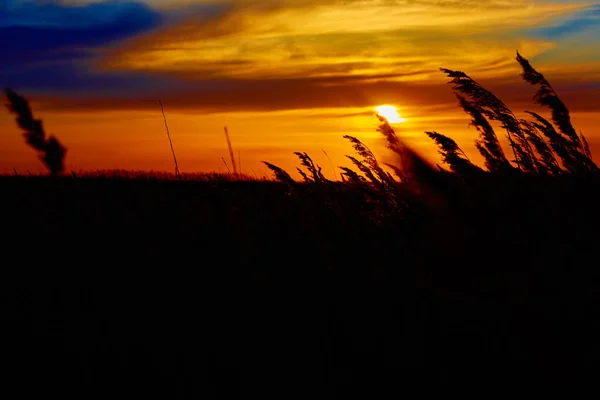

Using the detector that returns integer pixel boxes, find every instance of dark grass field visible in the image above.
[2,53,600,396]
[2,173,600,397]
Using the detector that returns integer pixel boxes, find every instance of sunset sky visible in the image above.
[1,0,599,177]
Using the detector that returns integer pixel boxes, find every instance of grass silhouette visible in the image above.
[2,53,600,397]
[159,100,181,179]
[4,88,66,175]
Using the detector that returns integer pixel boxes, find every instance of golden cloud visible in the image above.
[99,0,587,82]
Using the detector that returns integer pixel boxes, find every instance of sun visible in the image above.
[374,105,405,123]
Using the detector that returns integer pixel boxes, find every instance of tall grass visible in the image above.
[4,54,596,191]
[3,53,600,393]
[436,52,597,175]
[224,126,238,176]
[159,100,181,179]
[4,89,66,175]
[265,53,597,197]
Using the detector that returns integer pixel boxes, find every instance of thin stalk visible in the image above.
[221,157,231,174]
[322,149,338,181]
[159,100,180,179]
[224,126,237,176]
[506,129,521,170]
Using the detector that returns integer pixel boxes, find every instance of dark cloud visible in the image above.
[24,72,599,116]
[0,0,163,90]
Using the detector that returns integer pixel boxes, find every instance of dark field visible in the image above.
[2,173,600,397]
[2,52,600,396]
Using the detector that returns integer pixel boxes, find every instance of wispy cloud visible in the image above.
[102,0,588,83]
[3,0,598,112]
[5,0,586,117]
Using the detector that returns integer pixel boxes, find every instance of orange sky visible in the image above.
[1,0,599,177]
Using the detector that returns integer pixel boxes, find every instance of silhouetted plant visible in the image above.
[294,152,326,183]
[526,111,576,172]
[383,162,405,182]
[341,136,391,195]
[516,51,597,171]
[344,155,382,185]
[259,53,597,218]
[224,126,238,176]
[581,133,593,160]
[455,95,513,173]
[375,114,403,157]
[339,166,366,184]
[262,161,296,185]
[425,131,482,176]
[342,135,392,184]
[375,115,441,187]
[518,119,562,175]
[4,89,66,175]
[374,115,450,206]
[434,53,596,175]
[159,100,180,179]
[517,53,579,146]
[440,68,527,169]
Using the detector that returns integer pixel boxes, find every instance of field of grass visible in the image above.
[3,170,600,396]
[2,53,600,396]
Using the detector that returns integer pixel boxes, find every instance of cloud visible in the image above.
[524,3,600,64]
[3,0,599,115]
[101,0,587,82]
[0,1,162,52]
[0,0,163,90]
[530,3,600,39]
[29,72,600,117]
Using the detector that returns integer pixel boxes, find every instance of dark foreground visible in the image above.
[1,174,599,397]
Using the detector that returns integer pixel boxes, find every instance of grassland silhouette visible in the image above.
[2,53,600,397]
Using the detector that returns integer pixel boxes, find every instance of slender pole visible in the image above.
[159,100,180,179]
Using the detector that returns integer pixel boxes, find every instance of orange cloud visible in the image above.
[100,0,588,83]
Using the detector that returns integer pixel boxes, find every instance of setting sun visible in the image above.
[375,105,405,124]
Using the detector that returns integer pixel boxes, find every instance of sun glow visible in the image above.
[375,105,405,123]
